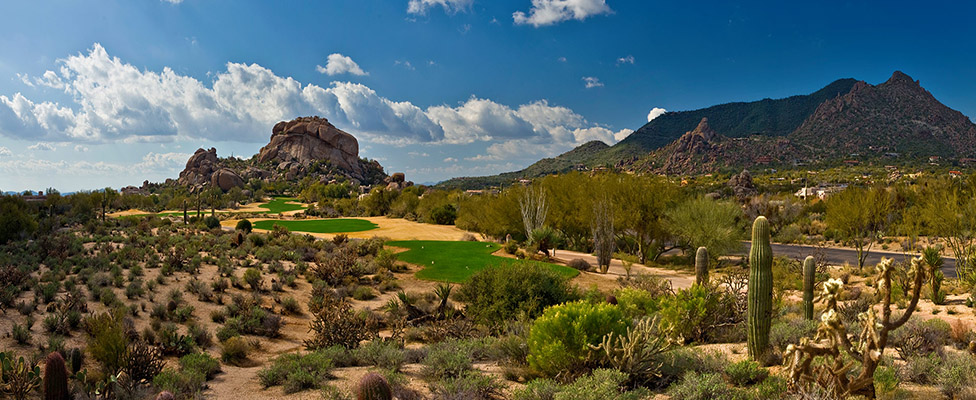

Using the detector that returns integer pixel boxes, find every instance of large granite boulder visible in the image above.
[256,116,363,179]
[178,148,219,187]
[211,168,245,191]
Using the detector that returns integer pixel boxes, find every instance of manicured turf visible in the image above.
[258,197,306,213]
[387,240,579,283]
[252,218,379,234]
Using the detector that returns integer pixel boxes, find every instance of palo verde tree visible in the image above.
[917,177,976,281]
[665,196,744,260]
[824,186,893,270]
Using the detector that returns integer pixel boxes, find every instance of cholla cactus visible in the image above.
[591,317,673,384]
[786,257,926,398]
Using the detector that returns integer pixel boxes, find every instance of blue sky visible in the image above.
[1,0,975,191]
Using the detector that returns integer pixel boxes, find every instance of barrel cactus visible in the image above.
[43,352,69,400]
[802,256,815,320]
[747,216,773,362]
[695,247,709,286]
[355,372,392,400]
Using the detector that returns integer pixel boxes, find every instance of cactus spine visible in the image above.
[695,247,709,286]
[747,216,773,362]
[43,352,69,400]
[802,256,815,320]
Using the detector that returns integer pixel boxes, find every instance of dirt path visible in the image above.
[553,249,695,291]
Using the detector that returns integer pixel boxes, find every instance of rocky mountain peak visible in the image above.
[885,70,918,86]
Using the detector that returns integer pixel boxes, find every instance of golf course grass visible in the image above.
[252,218,379,234]
[387,240,579,283]
[258,197,306,213]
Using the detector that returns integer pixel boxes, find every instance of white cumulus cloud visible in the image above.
[407,0,473,15]
[582,76,603,88]
[617,55,635,65]
[647,107,667,122]
[317,53,368,76]
[513,0,613,27]
[28,142,55,151]
[0,146,11,156]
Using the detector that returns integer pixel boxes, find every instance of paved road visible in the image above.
[735,242,959,278]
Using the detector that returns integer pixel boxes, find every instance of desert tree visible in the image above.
[824,186,893,270]
[665,196,744,260]
[592,196,614,273]
[519,183,549,239]
[918,178,976,281]
[610,174,676,263]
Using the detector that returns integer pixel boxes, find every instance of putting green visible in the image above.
[252,218,379,234]
[258,197,306,214]
[387,240,579,283]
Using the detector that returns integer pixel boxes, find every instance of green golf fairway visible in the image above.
[252,218,379,234]
[387,240,579,283]
[258,197,306,213]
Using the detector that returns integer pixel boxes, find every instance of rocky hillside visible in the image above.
[439,71,976,188]
[169,116,386,191]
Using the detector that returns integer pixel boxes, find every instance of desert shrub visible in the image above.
[900,353,941,384]
[657,284,734,344]
[658,347,728,388]
[873,365,900,398]
[242,268,262,291]
[770,318,818,354]
[258,351,334,393]
[429,371,502,400]
[352,340,406,371]
[153,368,206,398]
[457,263,578,327]
[351,285,376,300]
[422,343,472,380]
[85,311,131,374]
[512,378,560,400]
[12,322,31,345]
[724,360,768,386]
[220,336,252,365]
[527,301,628,377]
[936,353,976,398]
[281,296,302,315]
[614,287,661,318]
[305,296,375,350]
[667,371,738,400]
[890,317,951,359]
[203,216,220,230]
[235,219,252,233]
[554,368,647,400]
[179,353,221,380]
[187,323,212,348]
[567,258,591,272]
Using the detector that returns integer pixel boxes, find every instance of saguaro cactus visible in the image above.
[802,256,815,320]
[747,216,773,362]
[695,247,709,286]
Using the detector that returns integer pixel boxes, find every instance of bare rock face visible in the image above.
[728,169,758,201]
[256,116,363,178]
[178,148,220,187]
[211,168,245,191]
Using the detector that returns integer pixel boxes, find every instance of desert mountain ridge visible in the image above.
[437,71,976,190]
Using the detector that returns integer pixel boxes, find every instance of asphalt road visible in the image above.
[736,242,959,278]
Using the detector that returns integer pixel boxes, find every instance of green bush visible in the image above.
[242,268,262,291]
[458,263,578,326]
[724,360,768,386]
[153,368,206,397]
[220,336,252,365]
[180,353,221,379]
[873,365,900,397]
[12,322,31,345]
[900,353,941,384]
[352,340,406,371]
[235,219,252,233]
[667,371,737,400]
[85,311,130,375]
[203,216,220,229]
[512,378,560,400]
[258,351,335,393]
[658,347,728,387]
[429,370,502,399]
[527,301,628,377]
[658,284,737,344]
[422,343,472,380]
[614,287,661,318]
[936,353,976,398]
[769,318,817,353]
[554,368,647,400]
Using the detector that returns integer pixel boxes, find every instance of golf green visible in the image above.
[258,197,306,213]
[387,240,579,283]
[252,218,379,234]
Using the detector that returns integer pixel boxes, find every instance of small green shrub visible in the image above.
[180,353,221,380]
[657,284,729,343]
[281,296,302,315]
[457,263,578,326]
[153,368,206,398]
[724,360,768,386]
[203,216,220,229]
[873,365,900,397]
[936,353,976,398]
[614,287,661,318]
[352,340,406,371]
[258,351,335,393]
[667,371,737,400]
[422,343,472,380]
[512,378,560,400]
[236,219,252,233]
[242,268,262,291]
[554,368,646,400]
[12,322,31,345]
[527,301,629,377]
[220,336,252,365]
[429,371,502,400]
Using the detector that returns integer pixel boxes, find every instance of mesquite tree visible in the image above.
[785,257,926,398]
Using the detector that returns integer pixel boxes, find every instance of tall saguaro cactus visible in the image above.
[802,256,815,320]
[747,216,773,362]
[695,247,709,286]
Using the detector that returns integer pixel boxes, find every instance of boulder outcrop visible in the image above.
[177,148,244,191]
[256,116,363,178]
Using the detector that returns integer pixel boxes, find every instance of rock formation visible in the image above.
[728,169,758,201]
[177,148,244,191]
[256,116,364,179]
